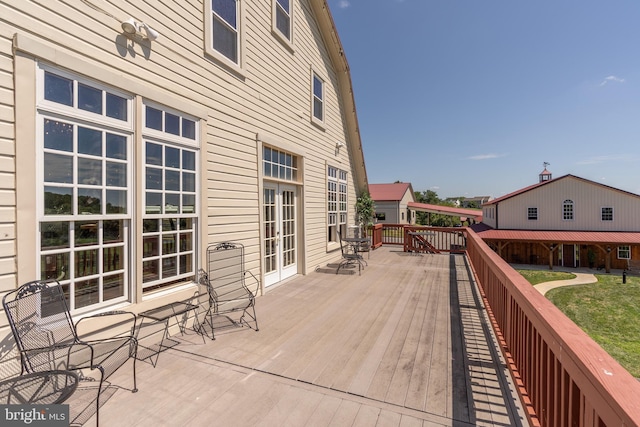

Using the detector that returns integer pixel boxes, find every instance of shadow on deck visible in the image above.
[90,247,529,426]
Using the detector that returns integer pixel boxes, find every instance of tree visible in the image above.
[414,190,441,205]
[413,189,461,226]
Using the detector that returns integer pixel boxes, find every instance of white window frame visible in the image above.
[272,0,294,50]
[141,102,200,291]
[601,206,614,222]
[36,64,134,313]
[327,166,347,244]
[618,245,630,260]
[311,69,325,128]
[263,146,298,182]
[205,0,246,76]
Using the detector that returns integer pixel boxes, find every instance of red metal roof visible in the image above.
[369,183,414,201]
[471,224,640,244]
[408,202,483,221]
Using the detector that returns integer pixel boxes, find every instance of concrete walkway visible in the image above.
[533,272,598,296]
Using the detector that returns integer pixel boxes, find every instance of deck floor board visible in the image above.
[88,248,529,427]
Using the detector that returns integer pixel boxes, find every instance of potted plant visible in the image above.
[587,248,596,269]
[355,191,375,237]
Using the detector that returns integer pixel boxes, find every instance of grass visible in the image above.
[546,274,640,378]
[516,269,576,285]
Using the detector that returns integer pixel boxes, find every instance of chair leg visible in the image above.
[132,348,138,393]
[95,367,106,427]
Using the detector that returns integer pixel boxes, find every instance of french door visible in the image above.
[263,183,297,287]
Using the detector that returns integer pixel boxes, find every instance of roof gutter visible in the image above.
[310,0,369,194]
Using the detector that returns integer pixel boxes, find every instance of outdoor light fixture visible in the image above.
[336,141,346,149]
[121,18,159,41]
[121,17,137,35]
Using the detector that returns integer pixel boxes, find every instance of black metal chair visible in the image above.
[0,370,78,405]
[2,280,138,426]
[337,231,364,275]
[194,242,259,340]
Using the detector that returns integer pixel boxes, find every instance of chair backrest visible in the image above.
[206,242,248,300]
[2,280,77,372]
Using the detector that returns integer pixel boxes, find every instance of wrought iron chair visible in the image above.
[336,231,364,275]
[0,369,78,405]
[194,242,259,340]
[2,280,138,426]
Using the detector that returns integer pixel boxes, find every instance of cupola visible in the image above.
[539,162,552,183]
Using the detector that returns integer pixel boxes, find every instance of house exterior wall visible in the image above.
[486,240,631,270]
[482,205,497,229]
[372,188,415,224]
[493,177,640,231]
[374,201,400,224]
[0,1,366,327]
[399,188,415,224]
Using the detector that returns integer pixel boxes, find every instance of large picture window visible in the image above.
[38,67,133,311]
[37,66,200,311]
[142,105,199,290]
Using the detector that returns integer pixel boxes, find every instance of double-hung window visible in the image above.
[208,0,242,70]
[328,166,347,243]
[273,0,292,43]
[618,246,630,260]
[527,207,538,220]
[38,67,133,311]
[142,105,199,290]
[312,72,324,126]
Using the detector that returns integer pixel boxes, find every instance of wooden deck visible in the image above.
[89,247,530,426]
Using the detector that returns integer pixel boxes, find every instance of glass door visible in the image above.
[264,183,297,287]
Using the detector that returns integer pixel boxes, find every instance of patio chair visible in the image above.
[194,242,259,340]
[337,231,364,275]
[2,280,138,426]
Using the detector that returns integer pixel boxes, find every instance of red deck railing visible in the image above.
[371,223,640,426]
[465,228,640,427]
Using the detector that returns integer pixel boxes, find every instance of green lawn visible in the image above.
[545,275,640,378]
[516,269,576,285]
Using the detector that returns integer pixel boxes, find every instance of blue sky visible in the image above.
[329,1,640,199]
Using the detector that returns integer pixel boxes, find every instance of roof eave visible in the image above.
[310,0,368,194]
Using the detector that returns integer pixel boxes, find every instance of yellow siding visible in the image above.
[0,0,365,320]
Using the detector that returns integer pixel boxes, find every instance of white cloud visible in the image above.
[338,1,351,8]
[576,154,629,165]
[599,75,625,86]
[467,153,505,161]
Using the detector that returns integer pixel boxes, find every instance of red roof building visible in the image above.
[368,183,416,224]
[473,170,640,271]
